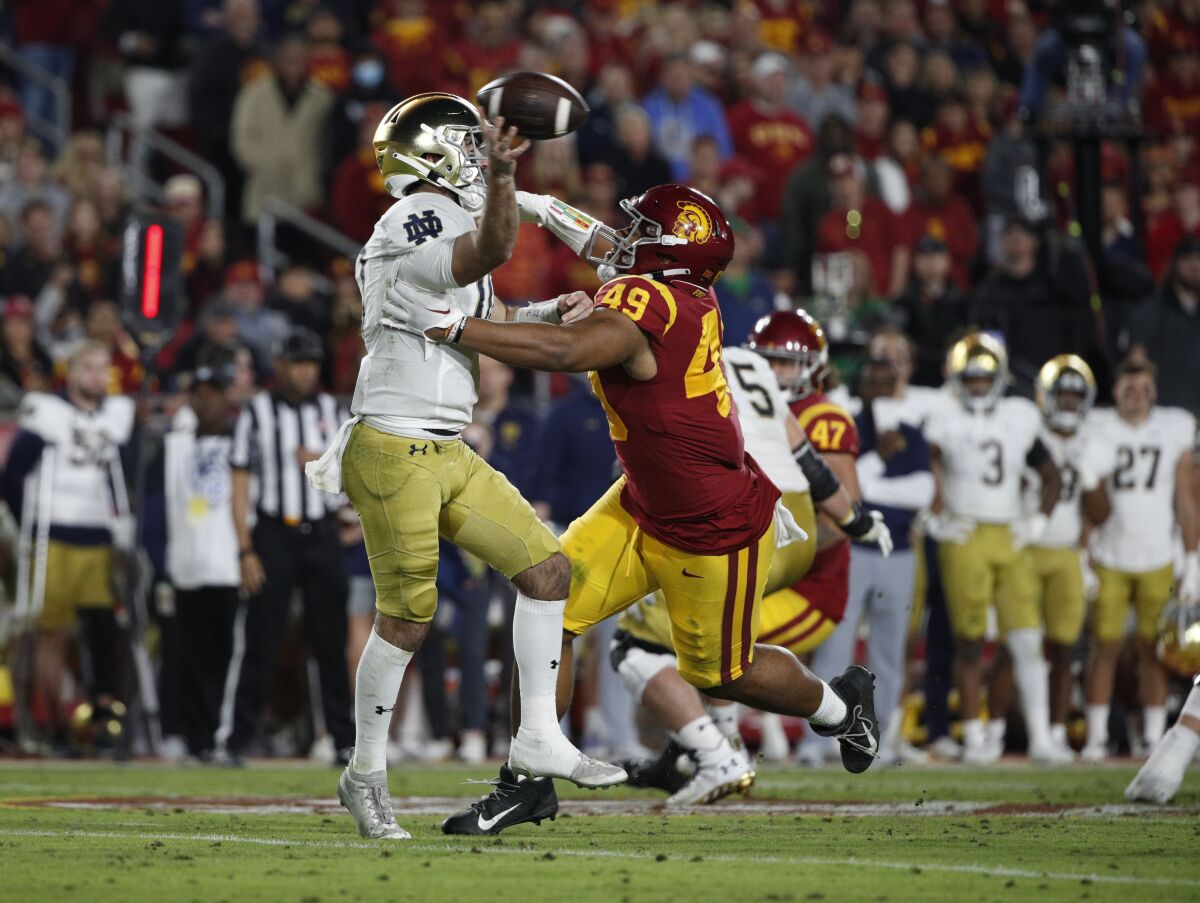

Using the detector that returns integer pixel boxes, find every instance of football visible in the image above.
[476,71,590,140]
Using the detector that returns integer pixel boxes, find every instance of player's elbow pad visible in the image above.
[793,440,840,502]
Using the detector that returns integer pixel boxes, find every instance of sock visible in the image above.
[1006,627,1052,749]
[704,700,742,743]
[1184,681,1200,722]
[512,593,568,736]
[1085,704,1109,749]
[962,718,985,749]
[1050,723,1067,747]
[672,715,728,765]
[809,680,849,729]
[351,630,412,775]
[985,717,1006,747]
[1144,705,1167,746]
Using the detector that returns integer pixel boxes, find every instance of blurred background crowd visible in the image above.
[0,0,1197,765]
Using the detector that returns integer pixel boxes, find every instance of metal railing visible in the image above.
[257,197,361,283]
[0,40,72,151]
[104,112,226,220]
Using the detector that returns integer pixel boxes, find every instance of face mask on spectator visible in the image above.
[354,60,385,90]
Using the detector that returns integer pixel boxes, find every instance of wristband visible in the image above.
[445,315,469,344]
[838,503,874,539]
[513,299,562,325]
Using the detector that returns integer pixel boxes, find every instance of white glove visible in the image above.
[516,191,600,256]
[1080,554,1100,603]
[1011,512,1049,550]
[381,296,465,339]
[922,511,975,544]
[859,509,893,558]
[1179,552,1200,606]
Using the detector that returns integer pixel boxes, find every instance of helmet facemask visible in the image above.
[952,356,1007,413]
[1043,370,1094,433]
[583,197,691,282]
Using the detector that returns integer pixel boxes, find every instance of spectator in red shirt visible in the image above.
[372,0,450,96]
[330,104,393,243]
[444,0,523,96]
[903,156,980,289]
[726,53,815,221]
[817,152,909,297]
[1146,167,1200,280]
[306,8,351,95]
[80,298,144,394]
[62,199,118,303]
[922,91,990,211]
[1145,30,1200,138]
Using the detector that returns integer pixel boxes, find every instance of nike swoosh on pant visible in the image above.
[682,568,703,578]
[477,803,521,831]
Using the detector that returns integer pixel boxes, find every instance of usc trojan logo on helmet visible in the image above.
[673,201,713,244]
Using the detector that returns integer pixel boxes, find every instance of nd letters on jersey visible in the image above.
[587,274,779,555]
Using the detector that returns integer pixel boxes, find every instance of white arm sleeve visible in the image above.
[858,467,937,511]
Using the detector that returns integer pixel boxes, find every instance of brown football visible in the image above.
[476,71,589,140]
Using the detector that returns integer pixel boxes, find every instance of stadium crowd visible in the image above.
[0,0,1198,773]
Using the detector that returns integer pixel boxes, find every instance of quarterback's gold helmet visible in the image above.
[1036,354,1096,434]
[374,93,486,209]
[945,332,1008,412]
[1159,604,1200,677]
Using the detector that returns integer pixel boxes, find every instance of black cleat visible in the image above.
[812,666,880,774]
[622,741,693,794]
[441,764,559,836]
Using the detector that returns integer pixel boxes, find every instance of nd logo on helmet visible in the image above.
[672,201,713,244]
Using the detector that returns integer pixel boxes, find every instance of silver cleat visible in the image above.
[337,766,411,840]
[508,732,628,788]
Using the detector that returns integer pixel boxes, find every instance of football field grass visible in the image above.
[0,760,1197,902]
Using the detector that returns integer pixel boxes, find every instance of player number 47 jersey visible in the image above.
[1083,407,1197,572]
[588,275,779,556]
[925,396,1041,523]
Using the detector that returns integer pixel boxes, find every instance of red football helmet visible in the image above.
[745,309,830,400]
[583,184,734,290]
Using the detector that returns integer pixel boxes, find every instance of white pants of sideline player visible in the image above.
[796,547,917,763]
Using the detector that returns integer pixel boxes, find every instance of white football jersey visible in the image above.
[723,346,809,494]
[1083,406,1196,572]
[18,392,134,530]
[925,395,1041,523]
[1024,424,1089,548]
[352,192,496,437]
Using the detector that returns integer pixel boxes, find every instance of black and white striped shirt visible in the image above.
[231,391,346,525]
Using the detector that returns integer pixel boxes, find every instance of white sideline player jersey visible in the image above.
[1024,424,1089,548]
[723,346,809,494]
[352,192,496,437]
[1083,407,1196,572]
[925,396,1041,523]
[18,392,134,529]
[873,384,955,434]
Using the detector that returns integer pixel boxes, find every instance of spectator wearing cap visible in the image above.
[817,152,910,298]
[641,53,733,182]
[162,363,242,759]
[971,216,1093,390]
[790,31,856,130]
[224,326,353,763]
[689,40,733,106]
[902,157,979,289]
[726,53,814,223]
[1128,236,1200,414]
[221,260,289,367]
[231,33,334,224]
[894,235,970,385]
[1145,167,1200,280]
[0,295,54,407]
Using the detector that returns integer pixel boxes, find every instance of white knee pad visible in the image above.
[615,646,678,705]
[1005,627,1045,665]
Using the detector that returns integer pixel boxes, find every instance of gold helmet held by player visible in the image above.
[1036,354,1096,434]
[945,332,1009,413]
[373,93,487,210]
[1159,604,1200,677]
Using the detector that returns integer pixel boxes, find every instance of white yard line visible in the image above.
[2,828,1197,889]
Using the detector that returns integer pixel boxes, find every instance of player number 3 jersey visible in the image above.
[588,275,780,555]
[925,396,1041,523]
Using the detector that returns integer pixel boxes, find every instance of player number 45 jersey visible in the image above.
[925,396,1041,523]
[1083,407,1197,572]
[588,275,779,556]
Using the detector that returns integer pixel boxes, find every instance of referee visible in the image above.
[222,327,354,762]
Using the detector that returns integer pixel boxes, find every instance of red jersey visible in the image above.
[901,196,979,289]
[726,101,814,219]
[816,197,902,297]
[790,393,859,620]
[590,274,780,555]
